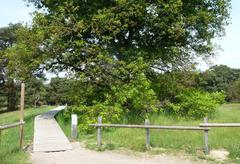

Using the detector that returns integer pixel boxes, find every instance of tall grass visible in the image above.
[0,106,54,164]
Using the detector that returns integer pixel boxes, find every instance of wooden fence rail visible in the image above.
[0,121,25,144]
[200,122,240,127]
[90,116,210,154]
[0,121,25,130]
[89,123,209,130]
[200,117,240,128]
[200,123,240,127]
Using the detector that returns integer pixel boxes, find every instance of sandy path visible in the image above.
[31,142,210,164]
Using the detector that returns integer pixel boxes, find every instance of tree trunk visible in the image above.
[7,79,17,111]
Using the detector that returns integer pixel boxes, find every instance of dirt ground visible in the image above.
[31,142,212,164]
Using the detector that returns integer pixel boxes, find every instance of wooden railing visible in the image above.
[0,121,25,143]
[90,116,240,155]
[0,121,25,130]
[200,117,240,127]
[90,116,210,154]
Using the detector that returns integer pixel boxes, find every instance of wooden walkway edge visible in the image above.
[33,106,73,152]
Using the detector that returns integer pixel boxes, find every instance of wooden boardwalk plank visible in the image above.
[33,106,73,152]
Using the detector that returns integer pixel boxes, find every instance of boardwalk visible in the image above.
[33,106,73,152]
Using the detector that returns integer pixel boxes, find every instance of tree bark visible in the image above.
[7,79,17,111]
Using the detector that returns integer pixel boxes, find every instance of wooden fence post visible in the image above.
[145,119,150,149]
[97,116,102,147]
[19,83,25,150]
[204,117,209,155]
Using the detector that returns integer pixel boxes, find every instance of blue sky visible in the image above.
[0,0,35,26]
[0,0,239,70]
[212,0,240,69]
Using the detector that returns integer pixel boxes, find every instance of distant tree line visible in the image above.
[198,65,240,102]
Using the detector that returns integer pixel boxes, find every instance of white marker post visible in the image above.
[71,114,78,139]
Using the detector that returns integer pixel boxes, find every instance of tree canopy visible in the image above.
[0,24,23,111]
[23,0,231,73]
[198,65,240,92]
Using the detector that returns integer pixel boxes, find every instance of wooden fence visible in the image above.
[0,83,25,149]
[90,116,210,154]
[90,116,240,155]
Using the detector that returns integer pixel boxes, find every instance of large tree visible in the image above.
[25,77,47,107]
[0,23,23,111]
[5,0,231,119]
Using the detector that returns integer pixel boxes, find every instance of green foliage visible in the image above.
[25,0,230,72]
[227,80,240,102]
[6,23,46,79]
[210,91,226,104]
[198,65,240,92]
[45,77,75,105]
[61,58,158,130]
[25,78,47,107]
[0,24,48,111]
[198,65,240,101]
[67,79,157,130]
[149,70,198,101]
[0,24,23,111]
[64,104,122,132]
[163,89,225,119]
[5,1,231,125]
[106,72,158,118]
[2,1,233,135]
[0,23,22,50]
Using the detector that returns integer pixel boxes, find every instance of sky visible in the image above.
[0,0,35,26]
[0,0,240,70]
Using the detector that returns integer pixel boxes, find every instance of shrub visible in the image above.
[63,104,122,132]
[163,89,225,119]
[63,58,158,131]
[210,91,226,104]
[107,73,158,118]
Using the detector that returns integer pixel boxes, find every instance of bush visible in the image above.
[63,104,122,132]
[210,91,226,104]
[63,58,158,131]
[163,89,225,119]
[107,73,158,118]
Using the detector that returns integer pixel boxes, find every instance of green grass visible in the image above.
[57,103,240,163]
[0,106,54,164]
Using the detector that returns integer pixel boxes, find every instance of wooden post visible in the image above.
[71,114,78,139]
[204,117,209,155]
[97,116,102,147]
[19,83,25,150]
[145,119,150,149]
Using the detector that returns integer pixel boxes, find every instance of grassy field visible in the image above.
[0,106,54,164]
[57,103,240,163]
